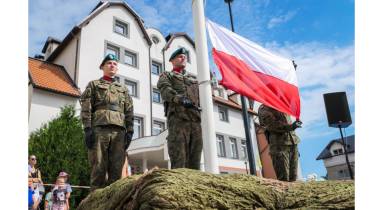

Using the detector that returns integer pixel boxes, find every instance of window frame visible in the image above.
[152,88,162,104]
[152,120,165,135]
[151,60,163,75]
[218,105,229,122]
[133,116,144,139]
[229,137,239,159]
[240,140,247,160]
[216,134,226,157]
[113,17,129,38]
[124,50,138,68]
[106,43,120,60]
[124,79,138,98]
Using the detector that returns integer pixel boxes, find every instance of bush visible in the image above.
[29,105,91,208]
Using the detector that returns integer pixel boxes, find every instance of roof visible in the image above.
[163,32,195,51]
[47,0,151,62]
[316,135,355,160]
[28,57,81,97]
[213,95,257,115]
[41,36,62,53]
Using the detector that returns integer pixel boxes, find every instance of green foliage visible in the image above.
[29,105,91,208]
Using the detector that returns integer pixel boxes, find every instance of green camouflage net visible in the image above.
[77,168,354,210]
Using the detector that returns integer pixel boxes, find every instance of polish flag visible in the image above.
[206,19,301,119]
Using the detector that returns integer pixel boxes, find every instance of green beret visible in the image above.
[169,47,188,61]
[100,54,118,67]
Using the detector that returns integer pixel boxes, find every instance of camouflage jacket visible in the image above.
[258,105,300,145]
[157,69,200,121]
[80,78,134,132]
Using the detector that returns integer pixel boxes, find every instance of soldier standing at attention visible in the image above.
[258,104,302,182]
[80,54,134,190]
[157,48,203,170]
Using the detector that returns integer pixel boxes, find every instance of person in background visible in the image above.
[28,178,38,210]
[51,177,69,210]
[58,171,72,209]
[28,155,44,208]
[44,186,53,210]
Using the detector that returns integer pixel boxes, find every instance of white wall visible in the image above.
[54,35,79,82]
[323,153,355,168]
[29,89,77,133]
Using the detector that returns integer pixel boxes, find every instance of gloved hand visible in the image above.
[84,128,94,149]
[179,96,194,108]
[291,120,302,130]
[125,132,133,150]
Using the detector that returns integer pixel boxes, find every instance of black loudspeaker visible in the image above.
[323,92,352,128]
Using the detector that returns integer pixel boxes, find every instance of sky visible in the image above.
[29,0,355,179]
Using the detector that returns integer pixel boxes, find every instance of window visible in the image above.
[338,169,350,179]
[114,19,128,37]
[240,140,247,160]
[151,61,163,75]
[151,36,160,44]
[333,148,344,156]
[152,88,161,103]
[124,50,137,67]
[216,135,226,157]
[125,79,138,97]
[229,137,238,159]
[218,106,229,122]
[106,44,120,60]
[133,116,143,139]
[218,88,224,98]
[152,121,165,135]
[185,49,191,63]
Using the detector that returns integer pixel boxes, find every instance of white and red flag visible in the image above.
[206,19,301,119]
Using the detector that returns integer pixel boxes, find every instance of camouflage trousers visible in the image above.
[167,116,203,170]
[269,144,298,182]
[88,125,126,190]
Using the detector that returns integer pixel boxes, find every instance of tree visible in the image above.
[29,105,90,208]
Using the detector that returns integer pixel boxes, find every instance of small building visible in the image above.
[316,135,355,180]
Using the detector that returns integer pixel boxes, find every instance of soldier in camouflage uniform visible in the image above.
[157,48,202,170]
[80,54,134,190]
[258,104,302,182]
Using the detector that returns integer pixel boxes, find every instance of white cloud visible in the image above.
[29,0,96,56]
[267,10,297,29]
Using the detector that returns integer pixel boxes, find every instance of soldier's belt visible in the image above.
[95,104,123,112]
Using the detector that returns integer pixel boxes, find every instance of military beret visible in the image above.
[169,47,188,61]
[100,54,118,67]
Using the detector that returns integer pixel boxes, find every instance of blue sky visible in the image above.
[29,0,355,179]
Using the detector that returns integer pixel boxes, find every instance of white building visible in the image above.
[29,0,263,175]
[316,135,355,180]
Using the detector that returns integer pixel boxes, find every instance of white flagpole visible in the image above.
[191,0,219,174]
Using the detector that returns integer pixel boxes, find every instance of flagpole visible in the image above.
[224,0,257,175]
[192,0,220,174]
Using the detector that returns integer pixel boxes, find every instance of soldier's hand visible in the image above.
[291,120,302,130]
[84,128,94,149]
[179,96,194,108]
[125,132,133,150]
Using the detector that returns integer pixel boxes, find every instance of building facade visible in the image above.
[29,0,267,175]
[316,135,355,180]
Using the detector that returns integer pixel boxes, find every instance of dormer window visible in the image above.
[151,36,160,44]
[332,148,344,156]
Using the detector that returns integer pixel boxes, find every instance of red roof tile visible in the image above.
[28,58,80,97]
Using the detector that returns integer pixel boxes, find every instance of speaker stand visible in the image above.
[338,125,354,180]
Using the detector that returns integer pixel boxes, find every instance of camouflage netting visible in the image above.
[77,168,354,210]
